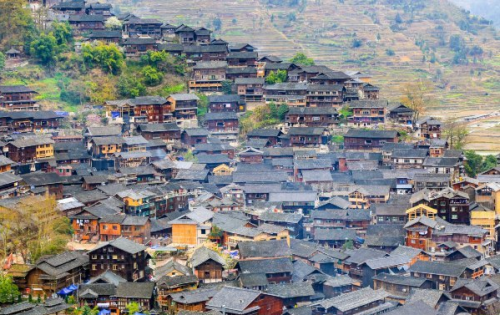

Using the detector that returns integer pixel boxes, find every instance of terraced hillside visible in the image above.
[110,0,500,152]
[450,0,500,26]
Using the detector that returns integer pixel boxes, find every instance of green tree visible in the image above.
[142,65,163,86]
[0,274,20,304]
[289,52,315,66]
[182,150,198,162]
[221,80,233,94]
[0,52,4,71]
[277,104,289,120]
[81,42,124,75]
[0,0,36,50]
[265,70,287,84]
[117,75,146,98]
[126,302,140,315]
[30,32,58,66]
[209,225,223,242]
[196,93,208,117]
[51,21,72,47]
[464,151,485,177]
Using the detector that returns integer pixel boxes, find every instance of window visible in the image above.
[92,264,97,270]
[112,255,118,260]
[102,225,107,230]
[92,255,97,259]
[112,225,118,230]
[112,265,118,270]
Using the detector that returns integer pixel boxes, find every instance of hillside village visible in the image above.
[0,1,500,315]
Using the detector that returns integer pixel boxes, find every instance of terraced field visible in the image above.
[110,0,500,153]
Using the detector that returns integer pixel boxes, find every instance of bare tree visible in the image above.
[443,117,469,149]
[400,80,434,125]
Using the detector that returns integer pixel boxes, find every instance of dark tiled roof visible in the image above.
[345,129,398,139]
[237,240,291,259]
[116,282,155,299]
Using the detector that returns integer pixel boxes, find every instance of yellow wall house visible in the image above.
[406,204,438,221]
[168,207,214,246]
[470,205,496,241]
[35,142,54,159]
[213,164,233,176]
[475,183,500,214]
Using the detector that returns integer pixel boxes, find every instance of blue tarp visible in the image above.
[57,288,73,295]
[68,284,78,291]
[99,310,111,315]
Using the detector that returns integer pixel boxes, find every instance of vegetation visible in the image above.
[265,70,287,84]
[81,42,125,75]
[289,52,315,66]
[239,102,288,135]
[442,117,469,149]
[0,0,36,50]
[0,274,20,304]
[400,80,434,125]
[0,52,5,71]
[464,151,498,177]
[0,195,73,263]
[125,302,140,315]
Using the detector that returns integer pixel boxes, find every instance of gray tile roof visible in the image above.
[206,286,260,313]
[265,282,315,298]
[116,282,155,299]
[190,247,226,268]
[237,240,291,259]
[316,287,389,312]
[88,237,146,255]
[238,257,293,274]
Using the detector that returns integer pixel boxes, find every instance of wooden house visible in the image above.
[175,25,196,44]
[226,51,258,67]
[7,137,55,163]
[203,112,239,133]
[165,287,218,314]
[181,128,209,146]
[349,100,388,126]
[0,85,39,111]
[121,38,157,57]
[416,117,442,139]
[287,127,325,147]
[189,61,228,93]
[87,30,122,44]
[387,103,414,125]
[68,15,105,33]
[189,247,226,283]
[344,129,398,151]
[208,94,246,113]
[52,0,85,14]
[235,78,265,102]
[286,107,339,128]
[123,17,163,38]
[90,136,123,159]
[88,237,149,282]
[136,123,181,142]
[238,147,264,164]
[23,251,89,296]
[168,93,199,122]
[182,44,228,62]
[86,2,113,16]
[306,84,345,108]
[116,282,155,313]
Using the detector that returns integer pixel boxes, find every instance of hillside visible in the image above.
[108,0,500,152]
[449,0,500,26]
